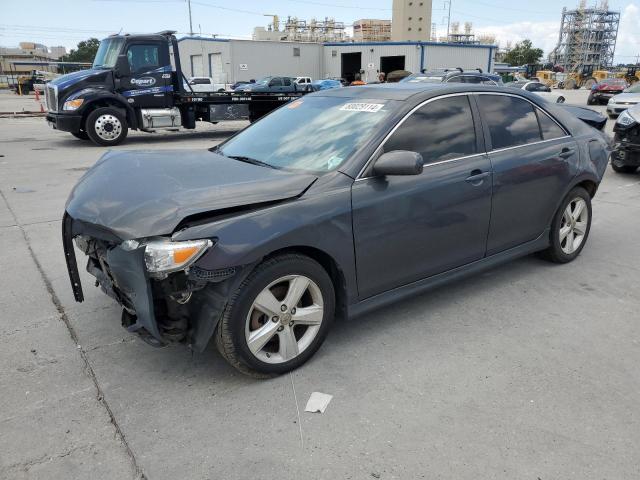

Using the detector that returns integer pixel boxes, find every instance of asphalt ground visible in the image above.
[1,88,639,479]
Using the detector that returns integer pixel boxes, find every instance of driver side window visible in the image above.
[383,95,478,165]
[127,44,160,74]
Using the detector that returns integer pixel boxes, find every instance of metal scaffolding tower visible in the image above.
[549,1,620,72]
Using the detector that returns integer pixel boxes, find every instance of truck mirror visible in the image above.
[115,55,130,78]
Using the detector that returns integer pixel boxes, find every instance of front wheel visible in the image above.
[540,187,592,263]
[85,107,128,146]
[611,162,637,173]
[215,254,335,377]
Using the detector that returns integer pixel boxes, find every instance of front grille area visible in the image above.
[45,85,57,112]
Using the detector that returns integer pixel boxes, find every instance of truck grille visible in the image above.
[45,84,58,112]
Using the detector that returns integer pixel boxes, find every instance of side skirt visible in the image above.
[348,230,550,319]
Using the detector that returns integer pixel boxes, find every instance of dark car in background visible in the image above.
[234,76,311,93]
[610,104,640,173]
[587,78,627,105]
[63,83,609,376]
[400,68,503,85]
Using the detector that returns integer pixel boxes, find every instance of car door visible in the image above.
[351,94,493,299]
[475,93,577,255]
[120,41,170,108]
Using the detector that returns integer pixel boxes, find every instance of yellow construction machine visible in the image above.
[563,65,610,89]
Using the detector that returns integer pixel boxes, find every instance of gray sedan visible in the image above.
[63,83,609,376]
[607,82,640,117]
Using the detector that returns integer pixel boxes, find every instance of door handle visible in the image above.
[559,147,575,159]
[465,170,490,185]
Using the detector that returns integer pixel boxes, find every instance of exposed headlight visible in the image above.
[63,98,84,111]
[616,109,637,127]
[143,239,213,274]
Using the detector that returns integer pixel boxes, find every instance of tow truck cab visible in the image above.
[45,31,303,145]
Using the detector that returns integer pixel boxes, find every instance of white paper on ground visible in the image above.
[304,392,333,413]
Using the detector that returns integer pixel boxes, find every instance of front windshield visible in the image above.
[255,77,271,85]
[217,96,397,172]
[625,83,640,93]
[601,78,627,86]
[92,38,124,68]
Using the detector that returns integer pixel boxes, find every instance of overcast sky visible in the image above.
[1,0,638,63]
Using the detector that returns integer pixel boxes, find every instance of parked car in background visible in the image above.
[610,104,640,173]
[606,82,640,118]
[187,77,231,92]
[310,79,343,91]
[587,78,627,105]
[234,76,306,93]
[63,83,609,376]
[231,80,254,90]
[294,76,313,86]
[506,81,566,103]
[400,68,503,86]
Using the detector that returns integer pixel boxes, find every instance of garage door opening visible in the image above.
[380,55,406,76]
[341,52,362,83]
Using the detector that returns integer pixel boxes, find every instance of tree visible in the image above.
[503,39,544,66]
[60,38,101,63]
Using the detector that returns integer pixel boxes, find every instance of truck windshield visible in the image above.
[92,38,124,69]
[217,96,397,173]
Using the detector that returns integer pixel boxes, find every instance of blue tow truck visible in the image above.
[45,31,306,146]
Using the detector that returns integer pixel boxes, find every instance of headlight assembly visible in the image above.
[616,109,637,127]
[63,98,84,111]
[142,238,213,274]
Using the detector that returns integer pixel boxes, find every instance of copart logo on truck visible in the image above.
[130,77,156,87]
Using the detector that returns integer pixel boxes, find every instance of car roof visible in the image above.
[313,82,511,101]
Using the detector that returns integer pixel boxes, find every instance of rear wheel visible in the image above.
[215,254,335,376]
[540,187,592,264]
[85,107,128,146]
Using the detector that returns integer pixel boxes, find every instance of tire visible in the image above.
[71,130,89,140]
[608,114,617,119]
[85,107,128,146]
[540,186,592,264]
[587,94,596,105]
[565,78,577,90]
[215,254,335,377]
[611,162,637,174]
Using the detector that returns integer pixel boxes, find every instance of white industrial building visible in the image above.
[178,37,496,85]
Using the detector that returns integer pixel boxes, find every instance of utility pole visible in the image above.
[187,0,194,36]
[446,0,452,40]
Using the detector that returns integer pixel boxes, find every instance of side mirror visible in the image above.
[372,150,424,176]
[114,54,130,78]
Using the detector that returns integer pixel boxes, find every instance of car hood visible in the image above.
[611,92,640,103]
[65,150,317,240]
[49,68,107,90]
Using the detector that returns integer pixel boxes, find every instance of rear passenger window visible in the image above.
[384,95,477,164]
[536,109,566,140]
[477,95,542,149]
[283,77,292,86]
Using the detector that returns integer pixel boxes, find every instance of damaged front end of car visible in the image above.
[611,106,640,170]
[63,212,251,350]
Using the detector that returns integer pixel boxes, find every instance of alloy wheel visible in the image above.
[245,275,324,364]
[559,197,589,254]
[94,114,123,141]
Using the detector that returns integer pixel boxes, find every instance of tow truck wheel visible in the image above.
[71,130,89,140]
[85,107,128,146]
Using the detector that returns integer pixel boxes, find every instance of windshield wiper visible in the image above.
[226,155,280,169]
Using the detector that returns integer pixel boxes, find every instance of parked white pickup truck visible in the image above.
[187,77,231,92]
